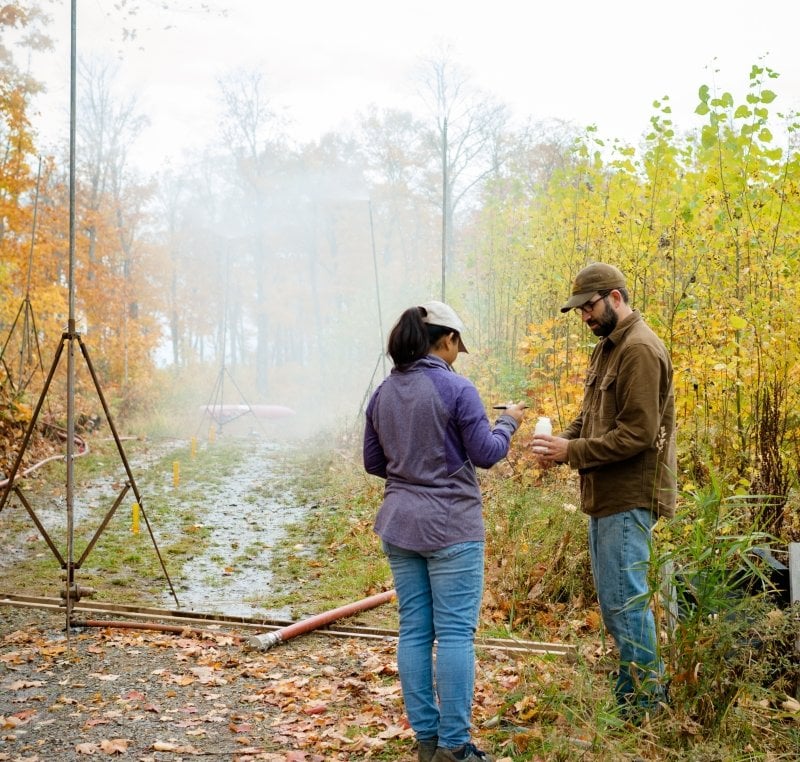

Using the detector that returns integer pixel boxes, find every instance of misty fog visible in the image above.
[8,1,796,441]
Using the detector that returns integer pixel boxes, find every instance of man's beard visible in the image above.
[590,301,618,337]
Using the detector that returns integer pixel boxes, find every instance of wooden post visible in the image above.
[789,542,799,655]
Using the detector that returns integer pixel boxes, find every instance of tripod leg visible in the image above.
[0,336,65,513]
[76,336,180,607]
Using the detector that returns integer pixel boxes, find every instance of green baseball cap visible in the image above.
[560,263,626,313]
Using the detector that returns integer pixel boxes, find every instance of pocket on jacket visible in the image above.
[598,371,617,420]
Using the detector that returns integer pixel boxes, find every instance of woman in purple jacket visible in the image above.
[363,301,525,762]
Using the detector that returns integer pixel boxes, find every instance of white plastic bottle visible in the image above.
[533,416,552,454]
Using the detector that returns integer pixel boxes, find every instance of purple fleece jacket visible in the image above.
[363,355,518,552]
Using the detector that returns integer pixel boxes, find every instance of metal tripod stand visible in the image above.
[0,1,177,633]
[0,322,180,624]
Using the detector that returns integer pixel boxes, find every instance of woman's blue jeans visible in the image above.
[589,508,665,708]
[382,540,484,749]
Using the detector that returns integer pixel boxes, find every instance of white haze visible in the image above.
[31,0,800,174]
[20,0,800,435]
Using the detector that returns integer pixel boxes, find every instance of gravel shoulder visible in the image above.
[0,605,436,761]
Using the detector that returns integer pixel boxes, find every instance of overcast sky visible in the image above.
[28,0,800,174]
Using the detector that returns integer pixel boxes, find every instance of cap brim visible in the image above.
[560,291,596,313]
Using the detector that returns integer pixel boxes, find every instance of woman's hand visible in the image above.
[499,402,526,424]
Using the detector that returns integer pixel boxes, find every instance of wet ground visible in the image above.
[0,430,312,621]
[159,436,307,619]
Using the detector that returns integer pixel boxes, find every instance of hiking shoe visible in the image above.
[431,742,494,762]
[418,737,438,762]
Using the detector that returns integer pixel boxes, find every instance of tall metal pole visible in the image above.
[440,117,447,302]
[0,1,179,613]
[367,201,386,376]
[65,0,78,626]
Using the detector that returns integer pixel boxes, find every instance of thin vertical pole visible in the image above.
[18,157,42,382]
[65,0,78,628]
[24,158,42,299]
[441,117,447,302]
[789,543,799,654]
[368,201,386,376]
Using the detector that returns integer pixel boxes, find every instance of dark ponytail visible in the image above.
[387,306,453,367]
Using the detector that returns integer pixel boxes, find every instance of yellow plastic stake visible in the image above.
[132,502,140,534]
[209,426,216,444]
[190,437,197,458]
[173,461,180,488]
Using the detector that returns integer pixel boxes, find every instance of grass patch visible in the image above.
[267,437,800,761]
[6,426,798,760]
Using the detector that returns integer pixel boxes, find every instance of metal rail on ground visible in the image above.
[0,593,577,658]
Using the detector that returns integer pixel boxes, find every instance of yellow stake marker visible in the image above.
[209,426,216,444]
[190,437,197,458]
[132,502,140,534]
[173,461,180,488]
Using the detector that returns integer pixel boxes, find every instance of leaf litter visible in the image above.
[0,435,571,760]
[0,606,533,760]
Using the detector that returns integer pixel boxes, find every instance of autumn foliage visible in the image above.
[2,2,800,538]
[465,64,800,536]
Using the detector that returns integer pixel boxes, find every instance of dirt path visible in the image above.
[0,433,314,620]
[157,438,308,619]
[0,435,534,761]
[0,606,517,762]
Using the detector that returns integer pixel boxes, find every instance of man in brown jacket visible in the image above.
[533,262,676,719]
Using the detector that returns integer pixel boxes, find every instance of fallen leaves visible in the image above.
[0,617,432,758]
[7,679,44,690]
[151,740,203,753]
[1,709,36,728]
[76,737,132,755]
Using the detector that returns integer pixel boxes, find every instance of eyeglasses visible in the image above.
[573,293,608,315]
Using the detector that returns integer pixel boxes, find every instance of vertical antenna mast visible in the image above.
[64,0,78,628]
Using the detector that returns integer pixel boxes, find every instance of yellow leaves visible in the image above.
[170,673,196,687]
[511,693,541,721]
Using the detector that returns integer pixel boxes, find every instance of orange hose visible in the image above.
[248,589,396,650]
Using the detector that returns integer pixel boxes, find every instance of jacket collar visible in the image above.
[604,309,641,347]
[391,354,454,373]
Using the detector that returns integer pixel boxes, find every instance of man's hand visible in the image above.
[531,434,568,467]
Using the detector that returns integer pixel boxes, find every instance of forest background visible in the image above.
[1,4,800,759]
[2,3,800,538]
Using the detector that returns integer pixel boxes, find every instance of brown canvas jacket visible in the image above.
[562,310,677,518]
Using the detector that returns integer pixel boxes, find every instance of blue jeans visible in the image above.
[588,509,664,708]
[382,540,484,749]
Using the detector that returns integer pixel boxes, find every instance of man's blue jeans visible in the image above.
[588,508,664,708]
[382,540,484,749]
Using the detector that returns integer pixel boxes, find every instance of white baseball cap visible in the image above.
[419,300,469,353]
